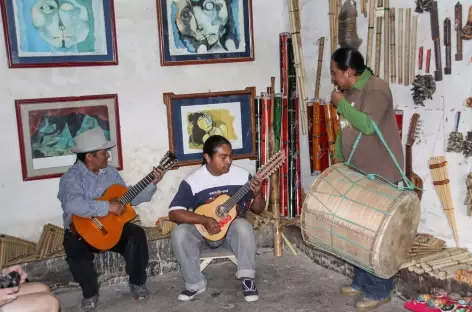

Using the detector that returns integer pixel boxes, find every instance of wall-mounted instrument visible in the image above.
[430,1,443,81]
[462,5,472,40]
[455,2,463,60]
[406,113,423,200]
[444,18,452,75]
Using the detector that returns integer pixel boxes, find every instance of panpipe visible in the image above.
[455,2,463,61]
[444,18,452,75]
[260,92,271,201]
[430,1,443,81]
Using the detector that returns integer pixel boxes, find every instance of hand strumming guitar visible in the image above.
[109,200,124,216]
[203,217,221,235]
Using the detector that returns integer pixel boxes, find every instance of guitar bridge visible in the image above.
[91,217,108,235]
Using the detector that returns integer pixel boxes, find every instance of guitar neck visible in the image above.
[119,165,163,205]
[405,145,412,179]
[222,180,254,212]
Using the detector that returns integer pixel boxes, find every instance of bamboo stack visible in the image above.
[429,156,460,247]
[287,0,308,135]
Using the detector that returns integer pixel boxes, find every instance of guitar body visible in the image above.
[194,194,238,241]
[71,184,137,251]
[411,172,423,200]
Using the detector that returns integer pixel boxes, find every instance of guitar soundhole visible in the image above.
[216,206,226,218]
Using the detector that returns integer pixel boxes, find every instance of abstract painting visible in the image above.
[0,0,118,68]
[156,0,254,66]
[164,87,256,167]
[16,94,123,180]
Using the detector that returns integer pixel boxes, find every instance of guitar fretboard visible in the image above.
[118,169,159,205]
[221,180,254,213]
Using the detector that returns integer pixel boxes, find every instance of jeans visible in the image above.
[351,267,394,300]
[171,218,256,291]
[63,222,149,299]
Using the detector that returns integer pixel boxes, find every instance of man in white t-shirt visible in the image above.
[168,135,265,302]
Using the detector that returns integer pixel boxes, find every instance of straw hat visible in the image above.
[70,127,115,153]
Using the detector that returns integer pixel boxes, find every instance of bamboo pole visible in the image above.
[404,8,411,86]
[410,15,418,84]
[374,0,384,75]
[398,8,403,85]
[366,0,376,67]
[269,77,283,257]
[389,7,396,83]
[384,0,390,83]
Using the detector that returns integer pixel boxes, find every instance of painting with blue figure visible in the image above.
[1,0,118,67]
[158,0,254,65]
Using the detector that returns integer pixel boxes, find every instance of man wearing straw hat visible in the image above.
[57,127,164,311]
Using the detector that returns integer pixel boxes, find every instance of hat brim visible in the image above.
[70,141,116,153]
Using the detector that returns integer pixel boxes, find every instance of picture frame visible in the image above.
[156,0,255,66]
[15,94,123,181]
[0,0,119,68]
[164,87,256,168]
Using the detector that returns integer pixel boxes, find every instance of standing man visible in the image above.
[169,135,265,302]
[57,127,164,311]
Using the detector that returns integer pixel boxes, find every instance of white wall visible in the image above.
[0,0,287,241]
[295,0,472,249]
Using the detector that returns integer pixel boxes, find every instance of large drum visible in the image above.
[301,163,421,279]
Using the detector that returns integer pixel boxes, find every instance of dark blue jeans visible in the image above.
[351,267,394,300]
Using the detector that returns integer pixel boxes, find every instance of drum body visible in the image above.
[301,163,421,278]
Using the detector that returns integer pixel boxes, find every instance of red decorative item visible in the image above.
[294,97,302,216]
[260,93,271,201]
[395,109,404,140]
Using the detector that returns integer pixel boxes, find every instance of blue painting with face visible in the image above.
[2,0,117,66]
[159,0,254,65]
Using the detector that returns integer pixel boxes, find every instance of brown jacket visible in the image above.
[341,75,404,183]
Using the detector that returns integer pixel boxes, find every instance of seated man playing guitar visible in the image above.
[169,135,265,302]
[57,128,164,311]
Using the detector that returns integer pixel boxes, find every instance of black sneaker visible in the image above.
[130,284,150,300]
[242,278,259,302]
[177,287,206,301]
[81,295,99,311]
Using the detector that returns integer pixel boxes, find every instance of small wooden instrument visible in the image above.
[405,113,423,200]
[444,18,452,75]
[194,151,285,241]
[462,5,472,40]
[455,2,463,61]
[430,1,443,81]
[71,151,177,250]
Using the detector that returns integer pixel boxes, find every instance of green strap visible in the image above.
[345,119,416,191]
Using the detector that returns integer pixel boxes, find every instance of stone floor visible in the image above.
[55,249,406,312]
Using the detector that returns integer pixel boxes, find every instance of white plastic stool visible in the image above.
[200,244,237,272]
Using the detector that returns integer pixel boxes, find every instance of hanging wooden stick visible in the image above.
[384,0,390,83]
[444,18,452,75]
[410,15,418,83]
[390,7,396,83]
[398,9,404,85]
[430,1,443,81]
[404,8,411,86]
[462,5,472,40]
[366,0,376,67]
[455,2,463,61]
[329,0,336,53]
[287,0,308,134]
[374,0,384,75]
[361,0,367,17]
[269,77,283,257]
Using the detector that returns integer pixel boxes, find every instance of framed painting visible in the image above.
[15,94,123,181]
[0,0,118,68]
[164,87,256,168]
[156,0,255,66]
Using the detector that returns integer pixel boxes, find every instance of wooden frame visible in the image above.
[156,0,255,66]
[0,0,119,68]
[15,94,123,181]
[164,87,256,168]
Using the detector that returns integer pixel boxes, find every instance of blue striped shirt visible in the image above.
[57,161,156,228]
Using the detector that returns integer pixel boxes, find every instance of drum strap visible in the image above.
[345,119,416,191]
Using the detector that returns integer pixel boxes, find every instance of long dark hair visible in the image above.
[331,47,375,76]
[202,135,231,165]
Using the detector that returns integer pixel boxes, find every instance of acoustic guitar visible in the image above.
[194,150,285,241]
[405,113,423,200]
[71,151,177,250]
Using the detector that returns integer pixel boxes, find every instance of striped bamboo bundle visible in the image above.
[287,32,298,218]
[323,103,337,163]
[429,156,460,247]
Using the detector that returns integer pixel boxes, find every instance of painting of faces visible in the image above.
[159,0,254,65]
[12,0,108,56]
